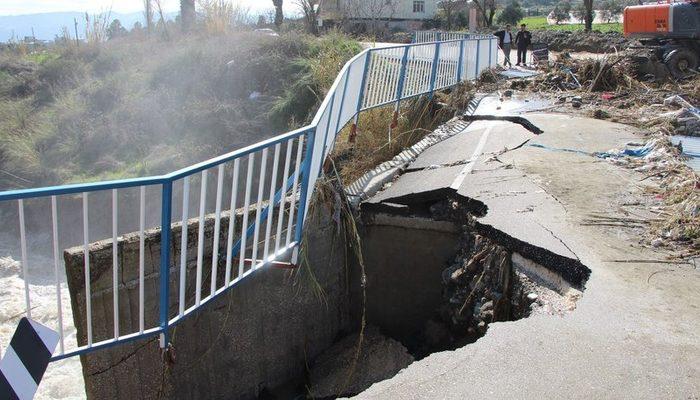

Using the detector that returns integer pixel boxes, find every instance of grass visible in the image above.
[519,16,622,33]
[0,31,361,189]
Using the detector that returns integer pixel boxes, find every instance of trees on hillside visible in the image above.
[107,19,128,39]
[497,1,524,26]
[272,0,284,30]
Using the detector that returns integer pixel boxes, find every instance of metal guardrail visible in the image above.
[0,35,498,362]
[413,31,493,44]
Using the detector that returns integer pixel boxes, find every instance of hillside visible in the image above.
[0,31,361,190]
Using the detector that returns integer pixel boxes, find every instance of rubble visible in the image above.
[532,30,631,53]
[308,325,414,398]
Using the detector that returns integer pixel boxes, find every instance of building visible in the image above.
[318,0,440,31]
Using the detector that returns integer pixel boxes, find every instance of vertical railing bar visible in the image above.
[238,154,255,276]
[159,181,173,349]
[18,200,31,320]
[286,135,305,247]
[112,189,119,340]
[139,186,145,333]
[251,148,269,268]
[211,165,225,295]
[429,42,442,98]
[293,130,316,262]
[264,144,281,260]
[333,72,349,135]
[178,177,190,317]
[355,51,372,116]
[275,142,293,254]
[475,38,481,79]
[82,192,92,346]
[195,170,208,306]
[319,89,337,173]
[457,40,464,82]
[51,196,65,354]
[225,159,240,286]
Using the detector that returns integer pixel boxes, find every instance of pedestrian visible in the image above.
[494,25,514,68]
[515,23,532,67]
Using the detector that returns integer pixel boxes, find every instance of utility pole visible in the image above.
[74,18,80,47]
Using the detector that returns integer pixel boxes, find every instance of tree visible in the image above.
[471,0,498,27]
[497,1,524,25]
[144,0,153,33]
[107,19,128,39]
[572,1,588,24]
[583,0,594,31]
[600,0,623,23]
[551,1,571,24]
[342,0,398,35]
[181,0,196,31]
[272,0,284,30]
[439,0,461,30]
[294,0,319,35]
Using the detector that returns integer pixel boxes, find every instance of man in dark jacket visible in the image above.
[515,24,532,67]
[494,25,514,67]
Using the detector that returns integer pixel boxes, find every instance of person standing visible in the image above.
[515,24,532,67]
[494,25,514,68]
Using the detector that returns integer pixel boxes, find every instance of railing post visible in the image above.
[474,38,481,79]
[391,46,410,130]
[428,42,442,98]
[457,39,465,82]
[489,38,493,67]
[293,128,317,262]
[350,51,372,143]
[319,91,337,177]
[159,180,173,350]
[436,31,442,42]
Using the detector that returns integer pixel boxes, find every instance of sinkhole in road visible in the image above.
[309,193,592,398]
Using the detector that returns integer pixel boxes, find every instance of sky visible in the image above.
[0,0,297,16]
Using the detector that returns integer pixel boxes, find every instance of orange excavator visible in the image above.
[623,0,700,78]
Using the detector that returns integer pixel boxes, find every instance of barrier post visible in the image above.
[350,51,372,143]
[391,46,410,131]
[293,128,317,261]
[158,180,173,350]
[457,39,465,82]
[474,39,481,79]
[428,42,442,98]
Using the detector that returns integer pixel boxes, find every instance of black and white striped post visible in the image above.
[0,318,59,400]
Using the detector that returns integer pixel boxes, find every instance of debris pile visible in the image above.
[531,30,630,53]
[600,136,699,253]
[440,233,530,338]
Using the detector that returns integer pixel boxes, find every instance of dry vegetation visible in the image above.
[0,31,361,189]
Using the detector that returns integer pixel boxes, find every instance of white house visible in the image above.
[319,0,440,31]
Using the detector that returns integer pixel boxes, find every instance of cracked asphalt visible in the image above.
[353,96,700,399]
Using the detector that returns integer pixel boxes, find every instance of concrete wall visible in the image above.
[351,212,460,345]
[64,201,349,399]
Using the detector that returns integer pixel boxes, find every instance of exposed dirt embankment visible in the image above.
[532,30,631,53]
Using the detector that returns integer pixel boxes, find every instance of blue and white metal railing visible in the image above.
[0,35,497,362]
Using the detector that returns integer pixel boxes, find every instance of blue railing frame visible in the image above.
[0,35,498,362]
